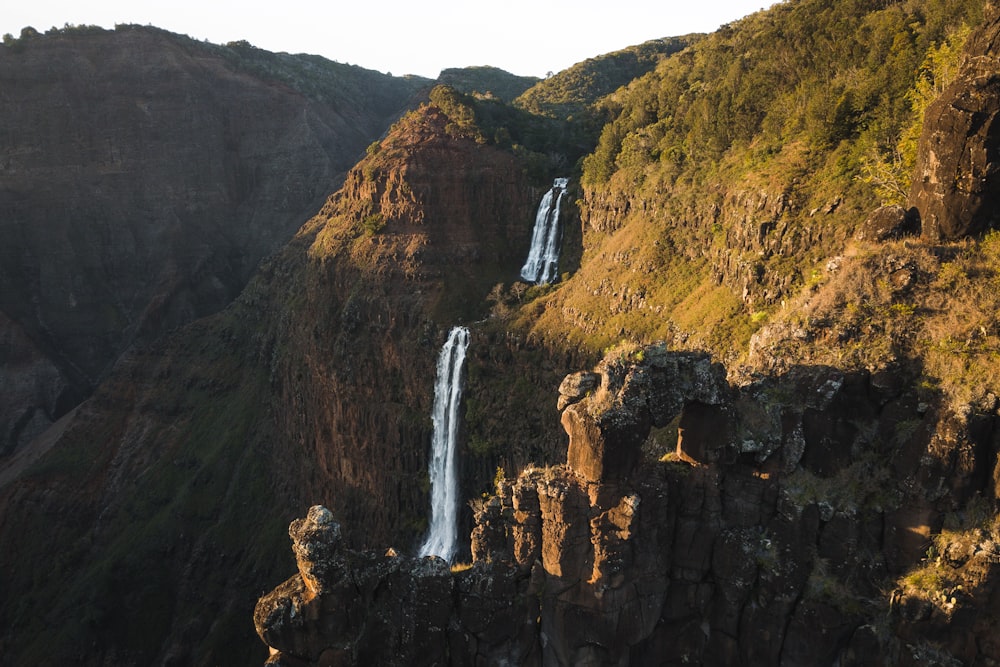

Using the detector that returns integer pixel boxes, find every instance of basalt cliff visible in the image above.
[3,1,1000,666]
[256,345,1000,665]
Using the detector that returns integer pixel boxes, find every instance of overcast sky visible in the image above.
[2,1,775,79]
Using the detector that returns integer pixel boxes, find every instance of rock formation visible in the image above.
[909,5,1000,240]
[256,344,1000,666]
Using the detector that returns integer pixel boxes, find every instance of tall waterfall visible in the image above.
[418,326,470,562]
[520,177,569,285]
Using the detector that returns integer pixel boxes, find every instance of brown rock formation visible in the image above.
[0,26,426,455]
[255,504,536,667]
[562,346,728,483]
[909,5,1000,240]
[262,102,543,548]
[255,344,1000,666]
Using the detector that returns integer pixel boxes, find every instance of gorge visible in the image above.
[1,1,1000,665]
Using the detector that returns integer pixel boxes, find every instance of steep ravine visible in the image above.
[5,2,1000,665]
[0,100,572,665]
[253,3,1000,666]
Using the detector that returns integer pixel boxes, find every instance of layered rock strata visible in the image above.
[257,344,1000,665]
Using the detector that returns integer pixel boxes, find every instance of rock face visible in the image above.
[263,102,542,548]
[256,344,1000,666]
[909,5,1000,240]
[560,347,727,483]
[0,26,426,455]
[255,505,457,667]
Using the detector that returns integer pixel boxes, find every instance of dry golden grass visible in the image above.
[748,233,1000,410]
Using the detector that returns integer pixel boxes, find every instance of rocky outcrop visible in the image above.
[909,5,1000,240]
[254,506,455,666]
[256,344,1000,666]
[855,204,920,243]
[560,346,727,483]
[0,26,426,456]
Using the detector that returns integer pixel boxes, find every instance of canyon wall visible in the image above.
[0,26,426,456]
[3,3,1000,666]
[0,97,569,665]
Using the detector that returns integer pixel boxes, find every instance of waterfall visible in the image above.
[418,325,470,562]
[520,177,570,285]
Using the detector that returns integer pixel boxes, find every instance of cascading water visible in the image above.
[520,177,569,285]
[418,326,470,562]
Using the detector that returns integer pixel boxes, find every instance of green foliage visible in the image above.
[1,26,42,51]
[860,22,972,203]
[426,84,586,183]
[516,36,698,121]
[360,213,386,236]
[438,65,540,102]
[530,0,990,367]
[582,0,983,189]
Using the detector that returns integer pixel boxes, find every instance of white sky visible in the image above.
[2,1,773,79]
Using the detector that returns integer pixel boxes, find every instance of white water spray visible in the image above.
[418,326,470,562]
[520,177,570,284]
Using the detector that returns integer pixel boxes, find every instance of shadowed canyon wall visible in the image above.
[0,98,569,665]
[0,26,427,456]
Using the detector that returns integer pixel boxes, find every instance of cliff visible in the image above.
[253,2,1000,666]
[0,25,427,457]
[522,0,987,358]
[908,5,1000,239]
[257,343,1000,666]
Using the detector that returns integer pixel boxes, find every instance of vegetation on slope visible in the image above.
[387,84,588,183]
[438,65,539,101]
[4,1,1000,663]
[511,0,986,364]
[751,231,1000,409]
[4,24,431,113]
[0,313,288,665]
[515,36,699,121]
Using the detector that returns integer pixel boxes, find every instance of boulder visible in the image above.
[557,371,600,411]
[909,7,1000,240]
[855,205,920,242]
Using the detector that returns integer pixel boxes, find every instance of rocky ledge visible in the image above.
[256,343,1000,666]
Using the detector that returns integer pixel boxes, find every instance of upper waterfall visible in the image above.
[520,178,569,284]
[418,326,470,563]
